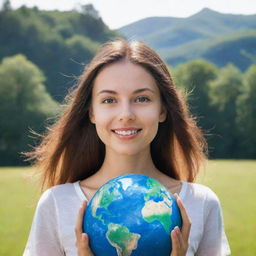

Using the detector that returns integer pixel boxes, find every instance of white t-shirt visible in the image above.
[23,181,231,256]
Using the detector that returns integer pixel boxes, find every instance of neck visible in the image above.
[97,148,160,181]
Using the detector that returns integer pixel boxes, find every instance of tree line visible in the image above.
[1,54,255,165]
[172,61,256,159]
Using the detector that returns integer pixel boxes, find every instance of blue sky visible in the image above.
[9,0,256,29]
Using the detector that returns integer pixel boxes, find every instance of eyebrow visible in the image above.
[97,88,155,96]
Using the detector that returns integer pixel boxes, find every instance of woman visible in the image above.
[24,39,231,256]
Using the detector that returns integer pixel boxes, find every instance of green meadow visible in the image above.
[0,160,255,255]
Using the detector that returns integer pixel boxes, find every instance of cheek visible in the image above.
[138,105,162,123]
[92,105,111,124]
[139,108,161,136]
[94,116,109,131]
[94,119,110,145]
[149,119,160,137]
[92,109,114,136]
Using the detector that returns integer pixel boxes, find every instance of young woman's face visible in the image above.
[90,61,166,156]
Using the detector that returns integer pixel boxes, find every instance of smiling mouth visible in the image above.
[112,129,142,136]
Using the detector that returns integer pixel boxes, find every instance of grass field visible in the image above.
[0,160,255,255]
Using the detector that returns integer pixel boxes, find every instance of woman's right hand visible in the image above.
[75,200,94,256]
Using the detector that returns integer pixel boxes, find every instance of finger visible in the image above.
[174,226,183,246]
[82,233,94,256]
[77,233,93,256]
[79,233,88,250]
[75,200,87,237]
[174,194,191,242]
[81,233,90,250]
[170,228,180,256]
[174,226,186,251]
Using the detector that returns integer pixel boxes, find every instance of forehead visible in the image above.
[93,61,159,93]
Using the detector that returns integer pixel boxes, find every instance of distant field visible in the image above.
[0,160,255,255]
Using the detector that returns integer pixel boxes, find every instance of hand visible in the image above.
[170,194,191,256]
[75,200,94,256]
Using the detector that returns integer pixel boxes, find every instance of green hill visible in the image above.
[0,5,120,101]
[119,8,256,70]
[202,31,256,71]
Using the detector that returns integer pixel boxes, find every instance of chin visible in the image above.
[117,150,141,156]
[113,145,148,157]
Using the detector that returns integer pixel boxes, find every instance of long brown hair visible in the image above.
[26,38,208,191]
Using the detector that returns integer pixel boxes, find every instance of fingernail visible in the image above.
[174,226,180,234]
[172,227,178,236]
[82,233,87,241]
[174,194,179,201]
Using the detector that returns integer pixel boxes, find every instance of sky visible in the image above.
[8,0,256,29]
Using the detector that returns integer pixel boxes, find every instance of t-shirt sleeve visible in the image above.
[23,189,64,256]
[196,189,231,256]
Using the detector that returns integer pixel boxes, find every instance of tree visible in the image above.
[0,7,119,101]
[209,64,243,157]
[65,35,99,64]
[174,60,217,112]
[174,60,220,157]
[174,60,217,141]
[0,54,59,165]
[80,4,100,19]
[236,64,256,158]
[1,0,11,12]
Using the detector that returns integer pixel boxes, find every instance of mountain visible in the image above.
[119,8,256,70]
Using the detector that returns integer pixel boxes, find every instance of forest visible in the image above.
[0,2,255,165]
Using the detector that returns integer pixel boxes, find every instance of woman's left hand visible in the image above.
[75,200,94,256]
[170,194,191,256]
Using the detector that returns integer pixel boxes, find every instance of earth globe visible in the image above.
[83,174,182,256]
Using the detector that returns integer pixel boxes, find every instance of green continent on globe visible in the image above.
[141,199,173,233]
[106,223,141,256]
[91,183,122,223]
[145,178,173,205]
[145,177,163,197]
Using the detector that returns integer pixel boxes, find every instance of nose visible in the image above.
[118,102,136,121]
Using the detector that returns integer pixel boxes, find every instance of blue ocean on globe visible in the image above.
[83,174,182,256]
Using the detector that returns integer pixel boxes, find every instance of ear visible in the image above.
[159,106,167,123]
[89,107,95,124]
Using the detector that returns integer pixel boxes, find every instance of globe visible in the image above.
[83,174,182,256]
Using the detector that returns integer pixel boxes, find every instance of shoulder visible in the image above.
[38,182,78,207]
[181,182,224,226]
[182,182,221,208]
[49,182,77,197]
